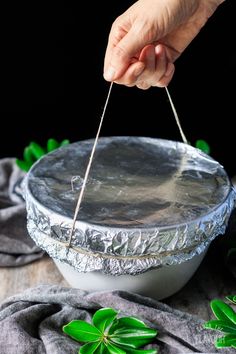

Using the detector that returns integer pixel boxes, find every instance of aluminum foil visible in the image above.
[25,137,236,275]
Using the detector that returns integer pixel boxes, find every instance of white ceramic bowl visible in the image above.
[55,249,207,300]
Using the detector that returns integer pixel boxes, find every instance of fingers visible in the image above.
[136,59,175,89]
[114,43,175,89]
[137,44,167,88]
[104,25,148,82]
[155,62,175,87]
[114,61,145,86]
[103,0,198,85]
[104,17,130,81]
[104,8,160,83]
[114,44,156,87]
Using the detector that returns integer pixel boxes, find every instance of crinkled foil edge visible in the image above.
[25,187,236,275]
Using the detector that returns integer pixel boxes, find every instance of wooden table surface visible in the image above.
[0,256,68,303]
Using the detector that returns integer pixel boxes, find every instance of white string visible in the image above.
[67,82,113,248]
[165,87,188,144]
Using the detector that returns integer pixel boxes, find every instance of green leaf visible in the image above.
[16,159,31,172]
[63,309,158,354]
[204,320,236,334]
[47,138,59,152]
[112,328,157,339]
[111,328,157,349]
[215,334,236,348]
[92,308,118,332]
[227,295,236,305]
[210,300,236,324]
[108,319,120,335]
[63,320,101,342]
[29,142,46,159]
[79,341,101,354]
[109,317,147,335]
[117,317,147,328]
[23,146,35,164]
[60,139,70,146]
[195,139,210,154]
[94,343,108,354]
[111,337,153,349]
[106,342,126,354]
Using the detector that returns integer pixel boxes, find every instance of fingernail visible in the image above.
[134,64,145,77]
[165,62,174,77]
[104,67,116,81]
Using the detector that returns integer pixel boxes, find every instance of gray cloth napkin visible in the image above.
[0,284,232,354]
[0,158,44,266]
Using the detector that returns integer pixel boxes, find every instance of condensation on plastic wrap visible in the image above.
[25,137,236,275]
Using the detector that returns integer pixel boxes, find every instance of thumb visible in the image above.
[104,25,151,82]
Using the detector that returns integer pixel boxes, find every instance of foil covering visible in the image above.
[25,137,236,275]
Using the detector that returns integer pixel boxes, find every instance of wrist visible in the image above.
[208,0,225,8]
[198,0,225,23]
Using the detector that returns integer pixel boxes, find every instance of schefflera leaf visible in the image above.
[204,297,236,349]
[63,308,158,354]
[216,334,236,348]
[227,296,236,305]
[79,341,101,354]
[210,300,236,325]
[23,146,35,164]
[94,342,107,354]
[63,320,101,342]
[29,142,46,159]
[195,139,210,154]
[16,138,71,172]
[109,317,148,335]
[204,320,236,335]
[109,317,157,350]
[47,138,59,152]
[60,139,70,146]
[16,144,36,172]
[16,159,31,172]
[106,342,126,354]
[110,327,158,349]
[93,308,118,333]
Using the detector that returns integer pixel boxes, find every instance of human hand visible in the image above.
[104,0,225,89]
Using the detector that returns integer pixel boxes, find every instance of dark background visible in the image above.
[0,1,235,175]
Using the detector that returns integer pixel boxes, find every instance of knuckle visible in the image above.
[137,81,150,90]
[133,17,157,43]
[155,77,171,88]
[111,16,122,32]
[113,44,128,61]
[109,16,126,42]
[153,71,166,84]
[115,76,135,86]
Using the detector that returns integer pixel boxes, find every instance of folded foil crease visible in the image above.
[26,187,236,275]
